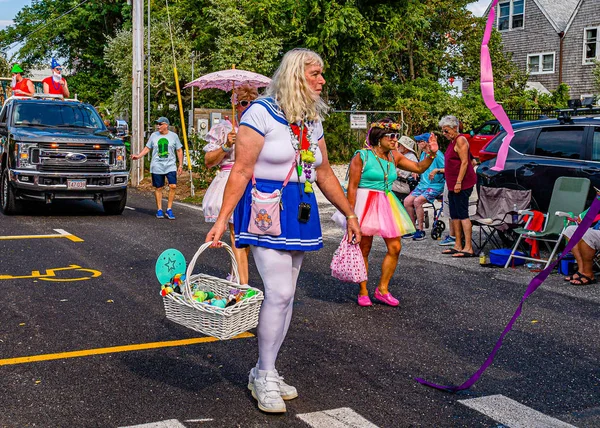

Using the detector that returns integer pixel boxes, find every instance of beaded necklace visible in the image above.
[51,75,63,92]
[371,148,393,194]
[288,121,318,194]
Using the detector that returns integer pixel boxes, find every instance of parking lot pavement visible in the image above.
[3,191,599,427]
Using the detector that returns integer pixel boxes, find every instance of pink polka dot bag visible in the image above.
[330,235,368,283]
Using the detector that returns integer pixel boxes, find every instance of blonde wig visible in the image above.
[265,48,329,123]
[233,84,259,104]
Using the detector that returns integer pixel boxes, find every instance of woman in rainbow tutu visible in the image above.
[346,119,439,307]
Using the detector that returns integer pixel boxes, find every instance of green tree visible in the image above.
[594,60,600,95]
[0,0,131,105]
[104,19,194,127]
[205,0,284,75]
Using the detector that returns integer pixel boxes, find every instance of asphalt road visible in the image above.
[0,188,598,427]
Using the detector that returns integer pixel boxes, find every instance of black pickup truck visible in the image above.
[0,96,129,215]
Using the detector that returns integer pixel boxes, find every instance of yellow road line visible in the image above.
[0,229,83,242]
[0,333,254,366]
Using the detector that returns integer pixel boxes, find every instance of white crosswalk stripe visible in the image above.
[297,407,379,428]
[459,394,577,428]
[119,419,186,428]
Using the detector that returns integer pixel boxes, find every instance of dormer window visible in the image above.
[498,0,524,31]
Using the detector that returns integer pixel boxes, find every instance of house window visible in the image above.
[584,26,600,65]
[498,0,524,31]
[527,53,555,74]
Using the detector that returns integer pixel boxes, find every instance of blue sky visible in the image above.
[0,0,31,30]
[468,0,490,17]
[1,0,489,30]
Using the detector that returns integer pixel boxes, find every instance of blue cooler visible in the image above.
[489,248,526,267]
[558,254,577,275]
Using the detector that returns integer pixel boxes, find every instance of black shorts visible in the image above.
[447,187,473,220]
[151,171,177,188]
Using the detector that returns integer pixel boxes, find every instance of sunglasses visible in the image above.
[238,100,251,107]
[441,129,452,134]
[384,133,400,139]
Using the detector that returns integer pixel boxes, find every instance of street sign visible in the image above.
[350,114,368,129]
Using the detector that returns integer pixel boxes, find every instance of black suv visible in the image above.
[0,96,129,214]
[477,115,600,211]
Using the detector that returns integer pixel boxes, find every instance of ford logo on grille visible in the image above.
[66,152,87,162]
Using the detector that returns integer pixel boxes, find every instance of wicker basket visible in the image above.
[162,242,263,340]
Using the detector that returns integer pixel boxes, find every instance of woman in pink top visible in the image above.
[439,115,477,258]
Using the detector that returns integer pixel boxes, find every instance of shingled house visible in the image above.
[485,0,600,101]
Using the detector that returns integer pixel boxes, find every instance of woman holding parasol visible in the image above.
[205,48,361,413]
[201,84,258,285]
[186,68,270,286]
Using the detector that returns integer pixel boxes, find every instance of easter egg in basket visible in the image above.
[155,249,186,286]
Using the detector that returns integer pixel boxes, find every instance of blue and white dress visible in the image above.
[233,97,324,251]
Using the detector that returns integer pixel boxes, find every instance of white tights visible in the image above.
[251,246,304,372]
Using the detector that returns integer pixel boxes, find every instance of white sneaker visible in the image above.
[250,369,286,413]
[248,367,298,400]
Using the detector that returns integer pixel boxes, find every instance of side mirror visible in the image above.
[469,130,475,137]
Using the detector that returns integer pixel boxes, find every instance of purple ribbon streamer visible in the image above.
[415,197,600,392]
[480,0,515,172]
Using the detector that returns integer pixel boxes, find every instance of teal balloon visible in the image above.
[155,249,186,285]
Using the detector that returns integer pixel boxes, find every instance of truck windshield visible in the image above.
[12,103,105,129]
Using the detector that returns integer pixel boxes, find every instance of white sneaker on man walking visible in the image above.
[251,369,287,413]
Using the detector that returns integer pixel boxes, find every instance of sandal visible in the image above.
[452,251,476,258]
[569,273,597,286]
[564,271,581,282]
[442,248,459,255]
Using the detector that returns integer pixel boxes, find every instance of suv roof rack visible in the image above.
[556,109,574,124]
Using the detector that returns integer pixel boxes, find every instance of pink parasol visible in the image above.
[184,67,271,127]
[184,67,271,91]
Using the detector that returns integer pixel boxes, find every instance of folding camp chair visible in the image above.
[504,177,591,269]
[471,186,532,256]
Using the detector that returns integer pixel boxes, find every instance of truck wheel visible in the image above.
[1,169,21,215]
[103,190,127,215]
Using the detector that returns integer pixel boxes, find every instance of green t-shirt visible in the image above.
[146,131,183,174]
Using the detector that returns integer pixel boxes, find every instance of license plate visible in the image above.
[67,179,86,190]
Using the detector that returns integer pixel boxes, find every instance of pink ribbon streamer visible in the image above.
[416,196,600,392]
[481,0,514,171]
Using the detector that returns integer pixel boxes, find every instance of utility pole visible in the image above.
[147,0,151,136]
[131,0,145,187]
[189,51,198,135]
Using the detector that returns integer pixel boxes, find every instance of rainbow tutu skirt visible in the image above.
[354,188,415,238]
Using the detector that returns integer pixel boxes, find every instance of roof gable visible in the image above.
[483,0,581,33]
[535,0,580,33]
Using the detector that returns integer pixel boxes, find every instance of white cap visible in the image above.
[398,136,416,154]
